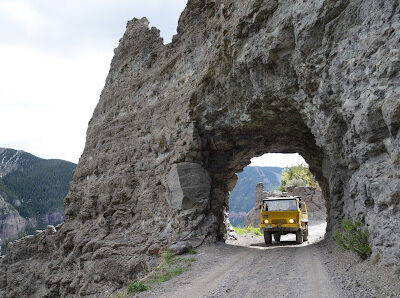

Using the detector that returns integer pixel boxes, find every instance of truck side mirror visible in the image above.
[259,204,262,210]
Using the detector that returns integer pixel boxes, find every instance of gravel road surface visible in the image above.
[135,222,345,297]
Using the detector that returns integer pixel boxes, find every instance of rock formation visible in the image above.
[1,0,399,296]
[0,194,27,246]
[245,182,326,227]
[285,185,326,220]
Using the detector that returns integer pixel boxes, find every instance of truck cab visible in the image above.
[260,196,308,244]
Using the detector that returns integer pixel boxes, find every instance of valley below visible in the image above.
[0,148,75,250]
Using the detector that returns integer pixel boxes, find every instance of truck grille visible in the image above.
[271,219,287,224]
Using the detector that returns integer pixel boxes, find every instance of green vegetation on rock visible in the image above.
[145,250,195,285]
[232,225,262,236]
[127,281,147,294]
[116,249,196,297]
[279,165,318,191]
[334,219,372,260]
[186,248,197,254]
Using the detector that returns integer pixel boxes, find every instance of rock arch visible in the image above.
[1,0,399,296]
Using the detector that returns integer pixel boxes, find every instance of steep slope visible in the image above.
[0,148,76,247]
[229,166,282,226]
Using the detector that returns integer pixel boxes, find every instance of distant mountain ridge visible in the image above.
[229,166,283,226]
[0,148,76,249]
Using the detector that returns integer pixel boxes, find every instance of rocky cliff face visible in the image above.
[1,0,399,296]
[285,185,326,220]
[0,194,27,245]
[0,148,22,178]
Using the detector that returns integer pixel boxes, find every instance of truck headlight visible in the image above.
[264,219,269,224]
[289,219,294,223]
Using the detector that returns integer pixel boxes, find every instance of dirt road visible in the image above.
[135,222,344,298]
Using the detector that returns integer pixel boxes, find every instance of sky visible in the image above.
[250,153,307,167]
[0,0,307,168]
[0,0,187,163]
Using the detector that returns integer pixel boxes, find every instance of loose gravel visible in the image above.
[132,222,399,297]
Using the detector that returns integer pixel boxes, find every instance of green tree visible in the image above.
[279,165,317,191]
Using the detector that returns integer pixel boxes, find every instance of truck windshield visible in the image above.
[263,199,297,211]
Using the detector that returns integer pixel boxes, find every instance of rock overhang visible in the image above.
[1,0,399,296]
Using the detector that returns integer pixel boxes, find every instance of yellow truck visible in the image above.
[260,196,308,244]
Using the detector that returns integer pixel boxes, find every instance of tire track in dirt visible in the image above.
[134,223,342,298]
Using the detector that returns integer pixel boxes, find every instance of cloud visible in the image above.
[0,0,187,162]
[250,153,308,168]
[0,45,111,162]
[0,1,45,32]
[0,0,188,54]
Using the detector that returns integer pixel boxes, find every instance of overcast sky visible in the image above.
[0,0,307,168]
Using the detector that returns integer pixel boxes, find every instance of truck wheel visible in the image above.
[303,225,309,241]
[264,231,272,245]
[273,234,281,242]
[296,229,303,244]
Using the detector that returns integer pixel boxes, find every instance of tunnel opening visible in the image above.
[197,106,331,243]
[227,152,328,246]
[187,36,333,243]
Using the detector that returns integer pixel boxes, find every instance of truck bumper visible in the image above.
[263,227,299,233]
[260,224,300,233]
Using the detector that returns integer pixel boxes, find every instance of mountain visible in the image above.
[0,148,76,250]
[229,166,283,227]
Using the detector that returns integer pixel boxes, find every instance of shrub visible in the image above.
[246,225,262,236]
[396,268,400,275]
[118,249,196,297]
[334,219,372,260]
[127,281,147,294]
[186,248,197,254]
[285,178,306,188]
[279,165,318,191]
[232,225,262,236]
[145,251,195,285]
[233,226,245,235]
[162,249,173,263]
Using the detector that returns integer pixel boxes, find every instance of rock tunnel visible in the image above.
[1,0,399,296]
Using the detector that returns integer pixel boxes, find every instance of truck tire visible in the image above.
[296,229,303,244]
[273,234,281,242]
[264,231,272,245]
[303,225,309,241]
